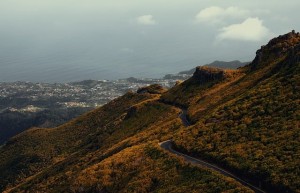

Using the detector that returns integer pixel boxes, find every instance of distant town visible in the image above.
[0,74,191,113]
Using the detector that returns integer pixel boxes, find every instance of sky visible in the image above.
[0,0,299,82]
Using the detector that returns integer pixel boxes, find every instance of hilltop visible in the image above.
[174,60,249,76]
[0,32,299,193]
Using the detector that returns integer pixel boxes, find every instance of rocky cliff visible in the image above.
[251,30,300,70]
[192,66,227,84]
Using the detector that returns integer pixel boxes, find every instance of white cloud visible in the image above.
[196,6,249,24]
[216,17,270,41]
[137,15,156,25]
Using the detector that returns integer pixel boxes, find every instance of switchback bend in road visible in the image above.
[159,107,265,193]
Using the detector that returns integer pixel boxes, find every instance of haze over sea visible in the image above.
[0,0,299,83]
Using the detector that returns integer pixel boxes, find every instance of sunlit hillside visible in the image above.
[0,32,299,193]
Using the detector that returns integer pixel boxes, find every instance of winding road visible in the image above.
[159,108,265,193]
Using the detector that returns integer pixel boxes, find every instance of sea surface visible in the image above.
[0,47,204,83]
[0,38,206,83]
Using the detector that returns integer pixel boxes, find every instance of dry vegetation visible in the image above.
[169,32,300,192]
[0,32,299,193]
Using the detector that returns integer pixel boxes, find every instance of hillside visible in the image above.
[0,32,299,193]
[0,78,178,145]
[162,31,300,192]
[0,108,91,145]
[177,60,249,75]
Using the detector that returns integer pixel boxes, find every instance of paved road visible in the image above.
[159,108,265,193]
[179,109,192,127]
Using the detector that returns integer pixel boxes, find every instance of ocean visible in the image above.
[0,43,203,83]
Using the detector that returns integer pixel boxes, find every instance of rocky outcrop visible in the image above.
[285,41,300,65]
[250,30,300,70]
[192,66,227,84]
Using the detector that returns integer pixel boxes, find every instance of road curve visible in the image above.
[179,109,191,127]
[159,108,265,193]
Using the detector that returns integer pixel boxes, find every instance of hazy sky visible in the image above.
[0,0,299,82]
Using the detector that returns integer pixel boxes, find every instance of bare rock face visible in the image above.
[251,30,300,70]
[192,66,226,84]
[285,42,300,65]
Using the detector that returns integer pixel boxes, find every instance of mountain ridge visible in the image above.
[0,32,299,193]
[177,60,249,75]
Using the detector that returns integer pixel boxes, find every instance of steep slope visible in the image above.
[162,31,300,192]
[0,89,251,192]
[0,92,157,191]
[0,107,90,145]
[0,31,299,193]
